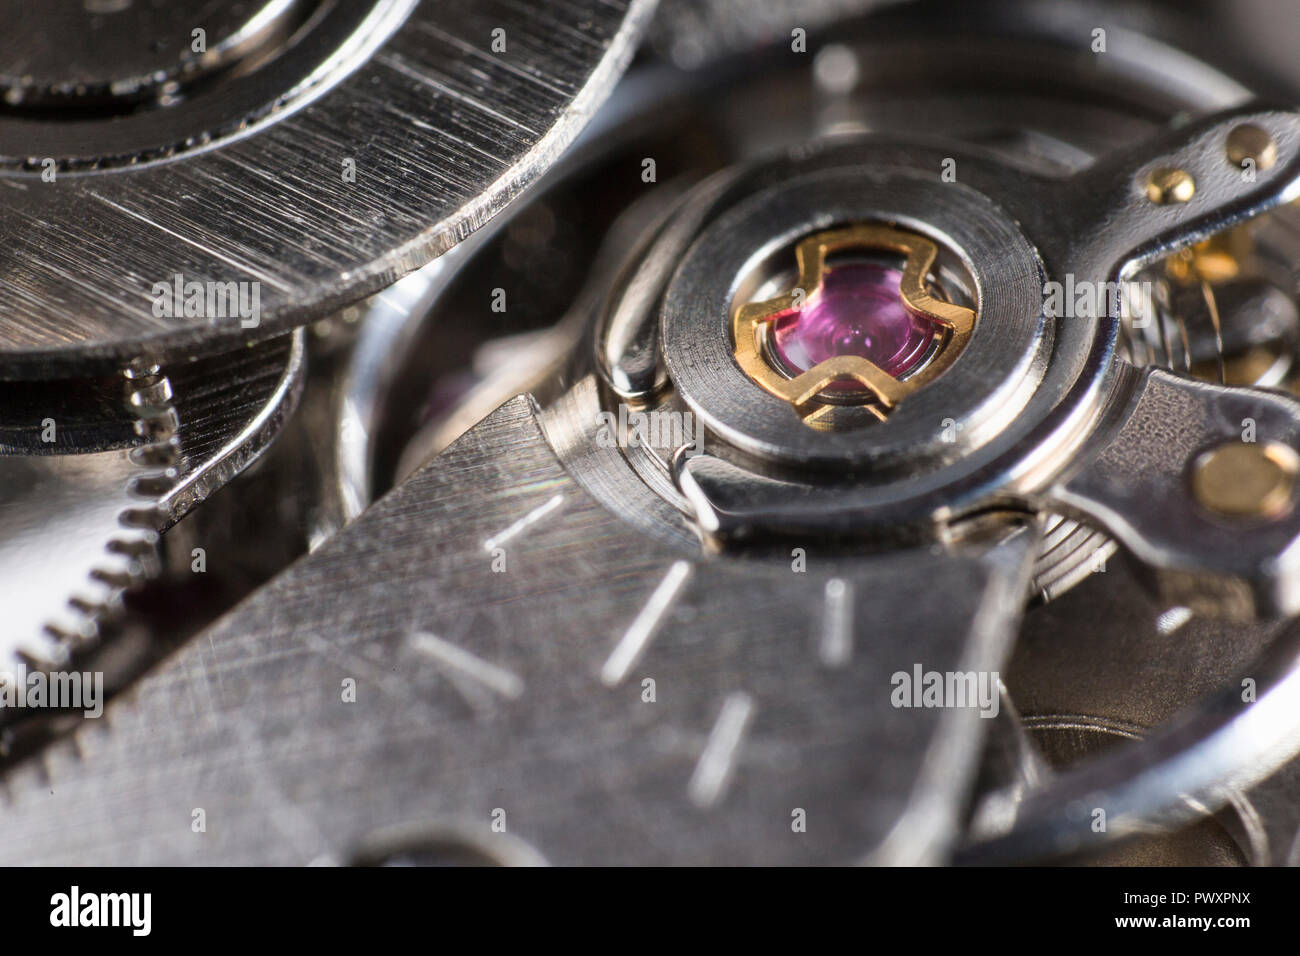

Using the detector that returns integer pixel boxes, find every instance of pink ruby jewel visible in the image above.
[771,262,935,387]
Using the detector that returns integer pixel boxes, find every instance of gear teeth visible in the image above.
[125,375,174,410]
[128,469,182,500]
[33,362,185,667]
[107,532,162,560]
[129,436,182,468]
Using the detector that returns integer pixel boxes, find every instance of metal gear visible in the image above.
[0,0,653,377]
[0,332,303,669]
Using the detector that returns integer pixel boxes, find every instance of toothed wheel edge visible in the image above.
[34,361,184,666]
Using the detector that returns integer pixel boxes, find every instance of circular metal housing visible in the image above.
[661,160,1051,473]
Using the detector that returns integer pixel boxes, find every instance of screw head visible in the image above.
[1145,167,1196,205]
[1226,123,1277,172]
[1191,440,1299,519]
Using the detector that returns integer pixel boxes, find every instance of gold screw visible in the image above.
[1225,123,1277,172]
[1145,167,1196,205]
[1191,440,1299,518]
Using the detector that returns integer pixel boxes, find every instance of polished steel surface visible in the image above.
[0,0,312,109]
[0,0,653,376]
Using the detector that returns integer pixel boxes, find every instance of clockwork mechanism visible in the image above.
[6,0,1300,886]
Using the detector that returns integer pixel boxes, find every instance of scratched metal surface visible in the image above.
[0,395,1036,865]
[0,0,653,377]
